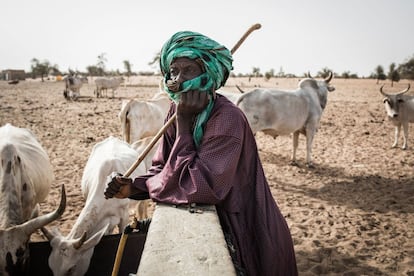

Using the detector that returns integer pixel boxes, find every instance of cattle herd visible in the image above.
[0,72,413,275]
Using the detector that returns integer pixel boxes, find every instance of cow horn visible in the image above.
[379,84,387,96]
[235,85,245,93]
[324,71,333,83]
[41,226,55,240]
[73,231,87,249]
[19,184,66,236]
[380,84,410,96]
[397,83,410,95]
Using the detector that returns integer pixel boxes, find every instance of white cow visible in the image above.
[236,72,335,167]
[0,123,66,275]
[94,77,124,98]
[380,84,413,149]
[216,89,244,104]
[63,75,84,100]
[130,135,162,220]
[42,136,146,276]
[119,91,171,143]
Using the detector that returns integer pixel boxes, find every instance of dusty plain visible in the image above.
[0,76,413,275]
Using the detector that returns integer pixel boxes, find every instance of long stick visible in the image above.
[123,23,262,178]
[111,23,262,276]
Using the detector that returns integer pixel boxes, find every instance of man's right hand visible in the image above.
[104,172,132,199]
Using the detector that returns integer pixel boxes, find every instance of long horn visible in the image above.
[324,71,333,83]
[398,83,410,95]
[19,184,66,236]
[235,85,245,94]
[380,84,410,96]
[379,84,387,96]
[119,23,263,180]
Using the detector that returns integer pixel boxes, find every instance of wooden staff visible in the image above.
[111,23,262,276]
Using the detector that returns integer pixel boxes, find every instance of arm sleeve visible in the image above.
[129,98,245,205]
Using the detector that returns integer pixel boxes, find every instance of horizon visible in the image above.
[1,0,414,78]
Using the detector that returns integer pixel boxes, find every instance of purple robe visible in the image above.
[130,94,298,275]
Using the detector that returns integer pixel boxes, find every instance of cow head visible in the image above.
[380,84,411,119]
[299,71,335,109]
[0,183,66,275]
[42,223,109,276]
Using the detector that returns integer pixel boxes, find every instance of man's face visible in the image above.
[168,57,203,92]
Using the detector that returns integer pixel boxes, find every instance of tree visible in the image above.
[123,60,133,80]
[252,67,261,77]
[264,69,275,80]
[398,55,414,80]
[317,67,332,78]
[97,53,107,76]
[30,58,57,81]
[388,63,400,87]
[341,71,350,79]
[373,65,386,84]
[86,65,104,77]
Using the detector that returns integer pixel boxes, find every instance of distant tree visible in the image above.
[148,52,160,67]
[30,58,57,81]
[123,60,133,80]
[373,65,386,84]
[398,55,414,80]
[97,53,107,76]
[277,67,285,78]
[264,69,275,80]
[252,67,261,77]
[388,63,400,87]
[317,67,332,78]
[341,71,351,79]
[86,65,104,77]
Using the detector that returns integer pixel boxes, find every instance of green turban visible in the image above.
[160,31,233,147]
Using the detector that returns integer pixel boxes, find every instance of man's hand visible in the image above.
[176,90,209,134]
[104,172,132,199]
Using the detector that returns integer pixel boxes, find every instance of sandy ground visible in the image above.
[1,76,413,275]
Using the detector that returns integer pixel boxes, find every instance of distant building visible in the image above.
[1,69,26,81]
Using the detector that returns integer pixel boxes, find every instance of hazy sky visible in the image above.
[1,0,413,77]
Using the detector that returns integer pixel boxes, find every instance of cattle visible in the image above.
[94,77,124,98]
[130,135,162,220]
[42,136,146,276]
[236,72,335,167]
[379,84,413,149]
[216,89,244,104]
[0,123,66,275]
[119,91,171,143]
[63,75,84,100]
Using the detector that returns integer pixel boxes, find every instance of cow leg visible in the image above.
[290,131,300,166]
[305,129,316,168]
[392,124,401,148]
[401,122,409,150]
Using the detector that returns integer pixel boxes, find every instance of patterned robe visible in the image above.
[130,94,298,276]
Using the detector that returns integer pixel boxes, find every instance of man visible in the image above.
[105,31,298,275]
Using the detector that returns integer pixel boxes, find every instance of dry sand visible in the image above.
[0,76,413,275]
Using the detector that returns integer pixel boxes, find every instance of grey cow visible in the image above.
[236,72,335,167]
[380,84,413,149]
[0,123,66,275]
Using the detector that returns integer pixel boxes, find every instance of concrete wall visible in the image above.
[136,203,236,275]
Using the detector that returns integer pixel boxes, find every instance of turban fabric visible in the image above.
[160,31,233,147]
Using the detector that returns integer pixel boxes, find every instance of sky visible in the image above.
[1,0,413,77]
